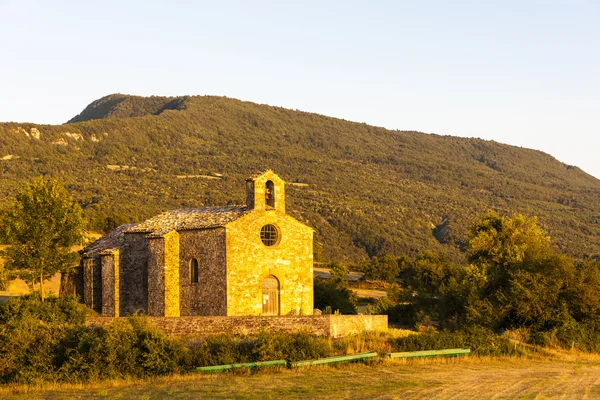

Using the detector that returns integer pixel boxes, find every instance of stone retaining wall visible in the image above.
[86,314,388,338]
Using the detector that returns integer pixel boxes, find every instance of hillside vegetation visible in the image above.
[1,94,599,262]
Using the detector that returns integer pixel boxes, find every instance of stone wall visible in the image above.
[86,315,388,338]
[246,170,286,213]
[147,231,181,317]
[100,249,119,317]
[178,228,227,316]
[120,233,149,315]
[82,257,102,313]
[164,231,180,317]
[226,211,313,316]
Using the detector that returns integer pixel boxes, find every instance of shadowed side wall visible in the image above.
[147,231,180,317]
[100,249,119,317]
[119,233,149,315]
[82,256,102,313]
[179,228,227,316]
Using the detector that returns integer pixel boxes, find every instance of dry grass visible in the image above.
[3,352,600,399]
[335,328,414,355]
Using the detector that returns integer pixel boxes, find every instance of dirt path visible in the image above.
[4,356,600,399]
[313,267,365,282]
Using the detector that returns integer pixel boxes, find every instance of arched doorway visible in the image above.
[262,275,280,316]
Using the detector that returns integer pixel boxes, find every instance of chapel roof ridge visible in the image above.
[80,223,137,257]
[125,204,249,235]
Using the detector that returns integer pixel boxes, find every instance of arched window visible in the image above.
[265,180,275,208]
[190,258,199,284]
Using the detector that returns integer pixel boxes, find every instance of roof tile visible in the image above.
[125,205,248,235]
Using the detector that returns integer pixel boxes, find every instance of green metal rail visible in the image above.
[290,352,378,368]
[197,359,287,373]
[386,348,471,359]
[196,348,471,373]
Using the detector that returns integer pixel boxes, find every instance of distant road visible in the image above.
[313,267,364,282]
[313,267,387,299]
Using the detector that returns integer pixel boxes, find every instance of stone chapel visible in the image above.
[76,170,314,317]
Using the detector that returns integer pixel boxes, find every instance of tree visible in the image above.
[361,255,402,283]
[465,211,575,329]
[0,177,84,301]
[313,278,358,314]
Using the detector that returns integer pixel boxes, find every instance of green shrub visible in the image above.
[390,326,521,356]
[187,330,333,367]
[313,278,358,315]
[56,316,187,381]
[187,334,254,367]
[0,295,90,384]
[0,316,71,384]
[531,317,600,353]
[0,293,89,326]
[0,296,188,383]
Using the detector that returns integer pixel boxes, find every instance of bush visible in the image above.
[187,330,333,367]
[0,316,71,384]
[0,294,90,384]
[56,316,188,381]
[0,296,188,383]
[186,334,254,367]
[390,326,521,357]
[360,256,402,283]
[0,296,340,384]
[531,317,600,353]
[313,278,358,314]
[0,293,89,326]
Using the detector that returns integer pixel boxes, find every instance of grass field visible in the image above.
[3,354,600,399]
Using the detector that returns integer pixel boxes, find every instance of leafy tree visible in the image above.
[328,262,350,285]
[89,211,129,233]
[465,211,575,329]
[0,177,84,301]
[361,255,402,283]
[565,259,600,320]
[313,278,358,315]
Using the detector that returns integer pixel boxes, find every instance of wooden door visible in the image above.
[262,276,280,315]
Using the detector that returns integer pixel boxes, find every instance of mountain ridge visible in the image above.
[1,94,599,263]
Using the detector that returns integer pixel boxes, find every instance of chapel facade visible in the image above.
[76,170,314,317]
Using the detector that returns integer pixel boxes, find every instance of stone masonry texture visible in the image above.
[78,171,314,321]
[226,170,313,316]
[100,249,119,317]
[86,315,388,338]
[179,228,227,316]
[119,233,149,315]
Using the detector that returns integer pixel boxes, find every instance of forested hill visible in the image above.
[1,93,599,263]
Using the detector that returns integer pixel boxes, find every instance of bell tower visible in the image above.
[246,170,286,213]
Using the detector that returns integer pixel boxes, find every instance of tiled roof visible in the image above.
[80,223,137,257]
[125,205,248,235]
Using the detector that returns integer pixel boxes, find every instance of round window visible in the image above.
[260,224,279,246]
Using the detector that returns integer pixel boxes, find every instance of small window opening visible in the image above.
[190,258,199,284]
[260,224,279,246]
[266,180,275,208]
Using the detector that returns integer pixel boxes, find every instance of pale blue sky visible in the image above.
[1,1,599,177]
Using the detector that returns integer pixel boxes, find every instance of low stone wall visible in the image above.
[86,314,388,338]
